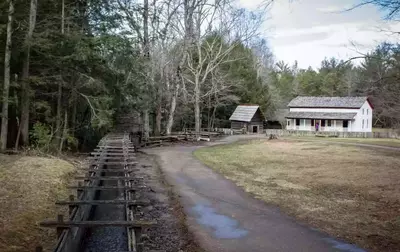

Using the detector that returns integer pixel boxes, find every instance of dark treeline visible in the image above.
[0,0,399,152]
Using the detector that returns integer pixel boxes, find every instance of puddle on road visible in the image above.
[191,204,248,239]
[322,238,366,252]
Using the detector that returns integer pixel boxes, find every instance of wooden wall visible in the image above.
[230,109,264,133]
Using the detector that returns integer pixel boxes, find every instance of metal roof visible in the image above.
[286,112,357,120]
[287,96,369,108]
[229,105,260,122]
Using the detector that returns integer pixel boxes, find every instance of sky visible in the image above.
[239,0,400,69]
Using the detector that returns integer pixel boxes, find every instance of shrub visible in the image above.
[30,122,52,152]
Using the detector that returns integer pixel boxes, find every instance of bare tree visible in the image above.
[180,0,262,136]
[349,0,400,20]
[1,0,14,150]
[150,0,181,135]
[116,0,180,138]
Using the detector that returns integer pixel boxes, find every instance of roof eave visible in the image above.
[230,119,251,122]
[288,106,361,109]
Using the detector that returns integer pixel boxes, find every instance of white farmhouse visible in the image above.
[285,96,373,132]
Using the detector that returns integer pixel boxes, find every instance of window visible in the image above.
[296,119,300,126]
[366,119,368,128]
[311,120,315,126]
[327,120,332,127]
[367,109,369,115]
[362,119,364,129]
[321,120,326,127]
[287,120,290,126]
[343,120,349,128]
[362,109,364,115]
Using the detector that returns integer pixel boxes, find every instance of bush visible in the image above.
[30,122,52,152]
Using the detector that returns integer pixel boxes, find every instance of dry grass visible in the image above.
[0,154,76,252]
[289,136,400,148]
[194,139,400,252]
[373,128,398,133]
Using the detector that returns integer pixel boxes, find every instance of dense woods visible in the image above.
[0,0,399,152]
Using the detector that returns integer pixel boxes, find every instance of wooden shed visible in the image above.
[229,105,265,133]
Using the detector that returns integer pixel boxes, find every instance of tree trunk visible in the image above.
[166,75,178,135]
[142,0,151,139]
[56,80,63,144]
[1,0,14,150]
[56,0,65,146]
[154,62,162,136]
[19,0,38,146]
[166,0,194,135]
[211,104,217,129]
[155,97,162,136]
[70,89,77,136]
[194,78,200,137]
[59,110,67,153]
[207,93,211,131]
[143,110,150,140]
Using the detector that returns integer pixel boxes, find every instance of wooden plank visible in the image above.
[74,176,143,180]
[89,156,136,160]
[67,185,146,190]
[79,168,139,172]
[40,220,156,228]
[93,149,136,152]
[91,152,135,156]
[55,199,150,206]
[96,146,135,149]
[90,162,138,165]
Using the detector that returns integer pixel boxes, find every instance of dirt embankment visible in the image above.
[0,153,79,252]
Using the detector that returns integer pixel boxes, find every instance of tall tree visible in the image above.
[166,0,195,135]
[55,0,65,147]
[18,0,38,147]
[1,0,14,150]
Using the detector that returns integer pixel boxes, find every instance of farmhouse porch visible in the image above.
[286,112,357,132]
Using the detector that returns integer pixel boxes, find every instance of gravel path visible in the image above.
[144,135,367,252]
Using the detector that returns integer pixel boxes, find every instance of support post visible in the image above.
[77,181,83,198]
[57,214,64,238]
[68,195,75,216]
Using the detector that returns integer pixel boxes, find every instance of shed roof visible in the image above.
[286,112,357,120]
[288,96,370,108]
[229,105,260,122]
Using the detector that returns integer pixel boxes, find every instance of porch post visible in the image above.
[334,120,336,131]
[349,120,352,132]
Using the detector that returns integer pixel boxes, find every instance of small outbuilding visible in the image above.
[229,105,265,133]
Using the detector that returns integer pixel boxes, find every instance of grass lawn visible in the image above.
[288,136,400,148]
[0,154,77,252]
[194,139,400,252]
[373,128,395,133]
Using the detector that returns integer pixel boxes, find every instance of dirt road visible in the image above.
[144,135,366,252]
